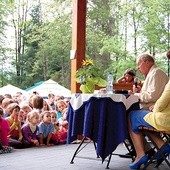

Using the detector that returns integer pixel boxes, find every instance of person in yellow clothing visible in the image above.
[5,103,28,148]
[128,79,170,169]
[144,81,170,131]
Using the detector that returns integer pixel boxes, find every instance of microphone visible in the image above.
[134,77,138,88]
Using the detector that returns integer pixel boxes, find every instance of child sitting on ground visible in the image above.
[5,103,28,148]
[18,109,26,126]
[51,111,66,144]
[38,111,56,146]
[22,110,40,147]
[18,104,32,126]
[1,98,14,118]
[0,107,13,154]
[56,100,68,128]
[20,103,32,118]
[0,107,10,146]
[56,100,68,142]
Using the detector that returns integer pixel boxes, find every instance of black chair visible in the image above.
[139,126,170,169]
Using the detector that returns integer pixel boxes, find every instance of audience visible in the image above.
[31,95,44,114]
[0,95,4,107]
[20,103,32,117]
[47,93,56,110]
[5,103,27,148]
[56,100,68,123]
[51,111,67,144]
[2,98,15,118]
[64,97,71,107]
[38,111,56,146]
[0,101,13,154]
[22,110,40,147]
[0,91,70,154]
[0,107,10,146]
[42,99,51,111]
[4,94,12,99]
[18,109,26,126]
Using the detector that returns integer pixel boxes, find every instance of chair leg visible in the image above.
[142,130,170,169]
[123,140,135,161]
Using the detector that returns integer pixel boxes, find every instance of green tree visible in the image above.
[0,0,12,87]
[1,0,170,90]
[26,0,72,89]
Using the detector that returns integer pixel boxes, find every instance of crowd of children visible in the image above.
[0,92,70,154]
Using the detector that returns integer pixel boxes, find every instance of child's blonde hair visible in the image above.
[39,111,52,120]
[41,110,51,116]
[27,109,40,123]
[56,100,67,106]
[55,100,67,111]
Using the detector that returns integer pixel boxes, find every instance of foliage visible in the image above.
[76,58,107,93]
[1,0,170,90]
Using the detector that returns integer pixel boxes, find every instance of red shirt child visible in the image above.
[0,107,10,146]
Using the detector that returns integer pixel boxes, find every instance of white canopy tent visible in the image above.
[0,84,25,96]
[26,79,71,97]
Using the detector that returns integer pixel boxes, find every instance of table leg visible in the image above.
[70,137,86,164]
[106,154,112,169]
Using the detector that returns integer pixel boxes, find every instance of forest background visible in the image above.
[0,0,170,90]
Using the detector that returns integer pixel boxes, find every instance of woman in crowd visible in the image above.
[128,79,170,169]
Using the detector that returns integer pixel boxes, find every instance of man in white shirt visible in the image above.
[130,53,169,110]
[124,53,169,159]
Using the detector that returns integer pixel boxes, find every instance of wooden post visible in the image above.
[70,0,87,93]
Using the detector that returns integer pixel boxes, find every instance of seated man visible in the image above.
[129,53,169,110]
[124,53,169,158]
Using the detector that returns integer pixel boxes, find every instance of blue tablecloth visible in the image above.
[67,93,139,162]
